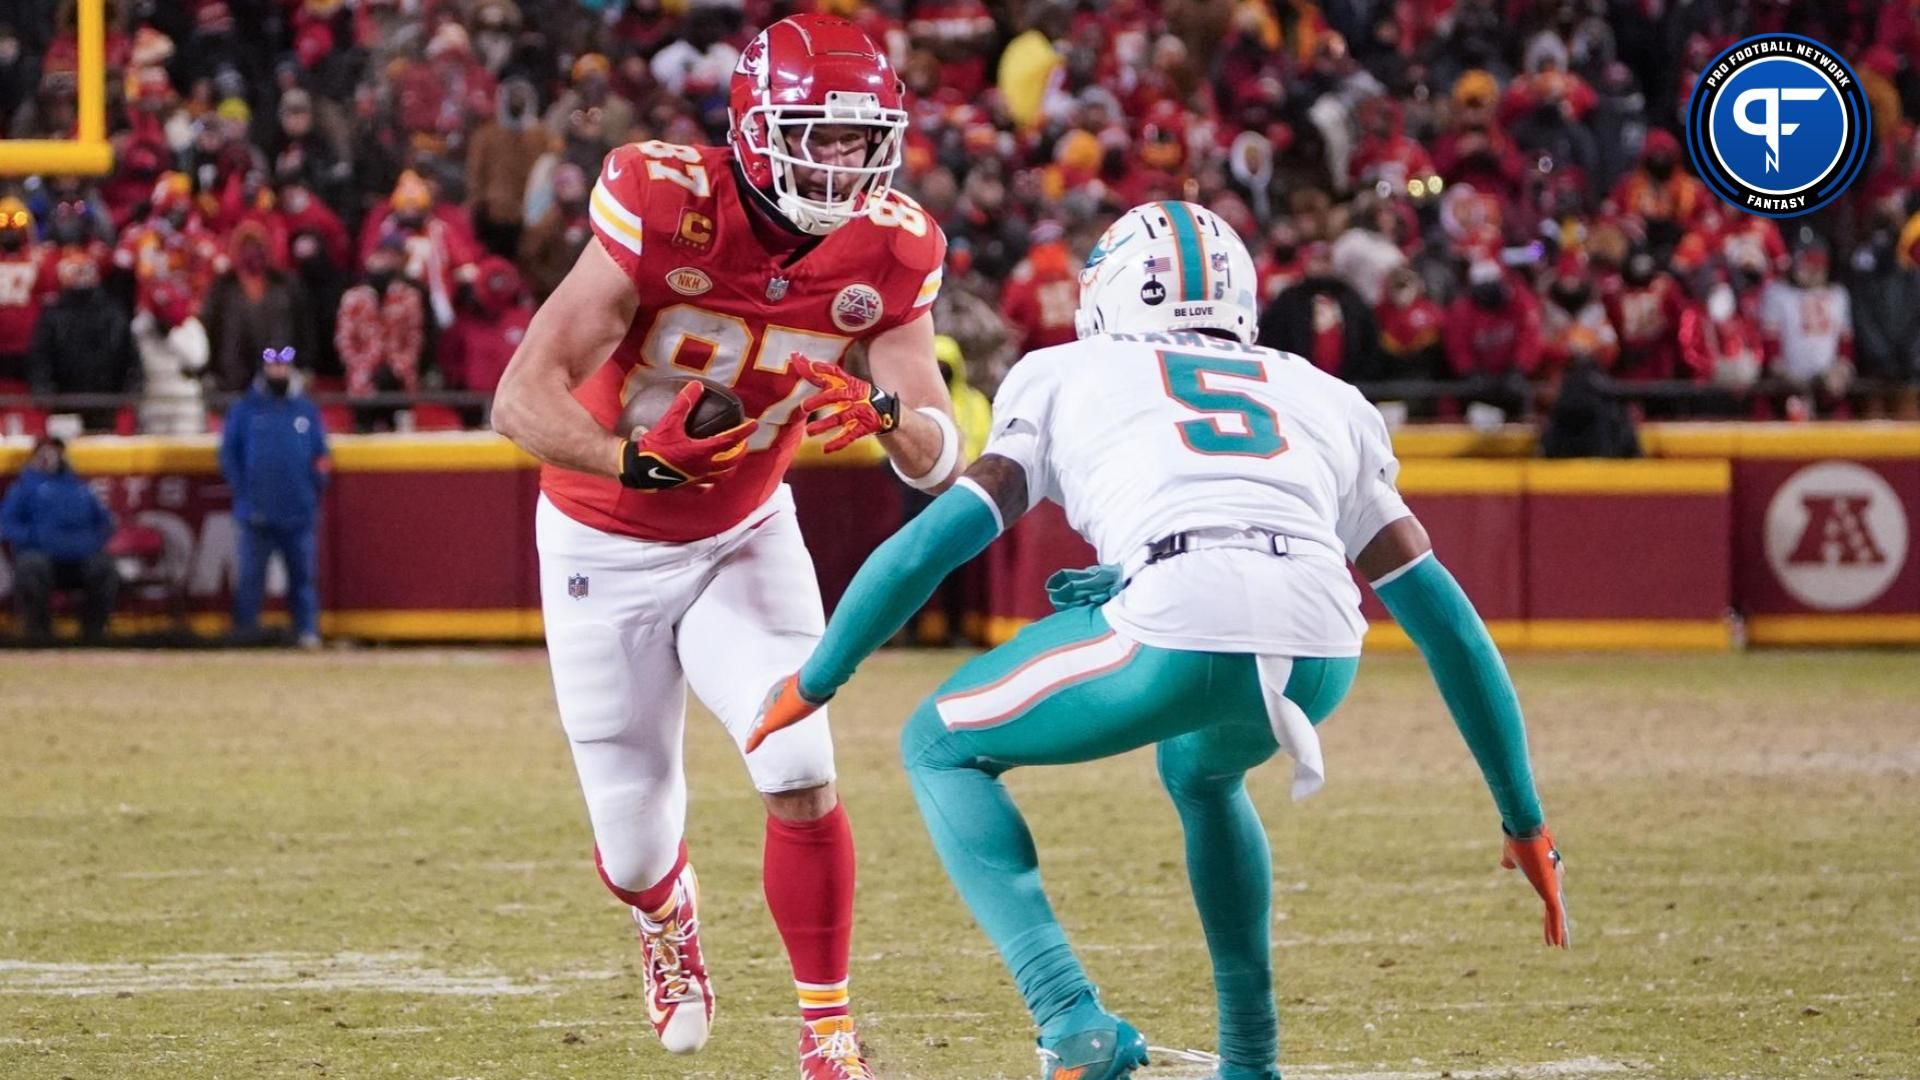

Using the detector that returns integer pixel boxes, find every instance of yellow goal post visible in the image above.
[0,0,113,177]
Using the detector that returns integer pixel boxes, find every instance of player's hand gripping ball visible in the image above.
[615,377,756,491]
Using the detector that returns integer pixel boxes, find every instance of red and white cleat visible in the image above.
[798,1015,876,1079]
[635,864,714,1054]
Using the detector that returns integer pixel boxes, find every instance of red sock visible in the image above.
[596,840,687,917]
[764,803,855,1020]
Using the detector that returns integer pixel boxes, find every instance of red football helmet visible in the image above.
[729,14,908,235]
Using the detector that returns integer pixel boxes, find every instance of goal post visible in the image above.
[0,0,112,177]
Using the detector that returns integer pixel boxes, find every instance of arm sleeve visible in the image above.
[1336,393,1411,555]
[798,483,1005,701]
[1373,553,1544,834]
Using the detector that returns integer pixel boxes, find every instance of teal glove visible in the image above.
[1045,563,1125,611]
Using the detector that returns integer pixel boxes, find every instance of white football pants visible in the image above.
[535,486,835,892]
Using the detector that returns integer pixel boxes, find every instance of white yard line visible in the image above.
[0,952,603,997]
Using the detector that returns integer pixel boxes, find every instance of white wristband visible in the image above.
[890,406,960,491]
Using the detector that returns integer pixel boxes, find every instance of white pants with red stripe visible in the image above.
[536,486,835,892]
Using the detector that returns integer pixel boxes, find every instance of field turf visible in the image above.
[2,648,1917,1079]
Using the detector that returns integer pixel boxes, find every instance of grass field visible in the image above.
[2,647,1918,1080]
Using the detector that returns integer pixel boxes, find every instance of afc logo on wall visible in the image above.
[1765,462,1909,610]
[1685,34,1870,218]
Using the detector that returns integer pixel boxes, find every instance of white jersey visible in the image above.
[981,331,1411,656]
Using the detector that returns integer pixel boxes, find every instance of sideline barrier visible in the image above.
[0,424,1914,648]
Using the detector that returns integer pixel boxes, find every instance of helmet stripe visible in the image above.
[1160,201,1207,302]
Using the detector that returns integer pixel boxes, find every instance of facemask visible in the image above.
[1271,243,1297,262]
[1646,157,1676,180]
[1552,285,1591,310]
[1471,281,1508,308]
[1707,286,1736,322]
[367,269,396,292]
[266,375,291,397]
[0,232,23,251]
[1623,259,1655,287]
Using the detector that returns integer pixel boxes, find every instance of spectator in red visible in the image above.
[112,172,223,307]
[1000,220,1080,355]
[1374,265,1448,388]
[200,221,314,393]
[356,170,481,330]
[1432,70,1526,206]
[335,234,428,431]
[517,163,591,302]
[1679,280,1765,414]
[392,22,496,152]
[1608,128,1705,255]
[1607,248,1688,382]
[102,54,179,228]
[0,198,54,385]
[1540,253,1619,376]
[1350,98,1436,192]
[1258,244,1379,381]
[908,0,998,101]
[438,255,531,426]
[1445,258,1543,413]
[1255,218,1307,303]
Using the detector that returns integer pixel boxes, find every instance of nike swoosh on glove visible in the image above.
[1502,825,1570,948]
[745,674,828,753]
[619,380,759,490]
[792,355,899,453]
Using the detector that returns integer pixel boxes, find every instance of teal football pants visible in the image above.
[899,604,1357,1067]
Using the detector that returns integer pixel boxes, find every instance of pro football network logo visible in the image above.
[1765,462,1909,610]
[1686,34,1870,218]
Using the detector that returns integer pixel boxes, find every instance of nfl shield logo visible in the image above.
[766,275,790,301]
[567,573,589,600]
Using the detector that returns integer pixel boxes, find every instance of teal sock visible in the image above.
[1160,765,1278,1068]
[903,704,1095,1034]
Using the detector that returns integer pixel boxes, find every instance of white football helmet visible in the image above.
[1074,201,1261,345]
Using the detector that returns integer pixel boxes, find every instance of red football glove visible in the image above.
[617,380,758,490]
[744,673,829,753]
[793,355,900,453]
[1502,826,1570,948]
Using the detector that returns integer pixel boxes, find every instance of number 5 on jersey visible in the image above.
[1157,352,1288,458]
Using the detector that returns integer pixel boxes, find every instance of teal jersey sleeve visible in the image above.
[1372,553,1545,834]
[798,481,1005,701]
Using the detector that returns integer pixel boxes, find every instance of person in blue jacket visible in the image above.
[220,346,331,647]
[1,436,119,642]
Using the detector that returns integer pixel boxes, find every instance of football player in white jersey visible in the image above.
[744,202,1568,1080]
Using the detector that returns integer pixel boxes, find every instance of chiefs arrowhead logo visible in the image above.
[666,267,712,296]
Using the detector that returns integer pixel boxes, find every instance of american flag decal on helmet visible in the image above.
[1143,255,1173,275]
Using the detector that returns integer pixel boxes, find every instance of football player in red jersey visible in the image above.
[491,14,957,1078]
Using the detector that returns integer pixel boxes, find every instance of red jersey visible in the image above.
[545,142,946,543]
[0,246,55,357]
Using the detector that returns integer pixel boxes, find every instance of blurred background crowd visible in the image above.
[3,0,1920,443]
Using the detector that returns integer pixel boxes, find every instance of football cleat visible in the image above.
[797,1015,875,1079]
[1036,1017,1149,1080]
[635,864,714,1054]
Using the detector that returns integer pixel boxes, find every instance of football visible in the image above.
[616,376,747,440]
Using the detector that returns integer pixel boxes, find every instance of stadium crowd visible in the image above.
[2,0,1920,439]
